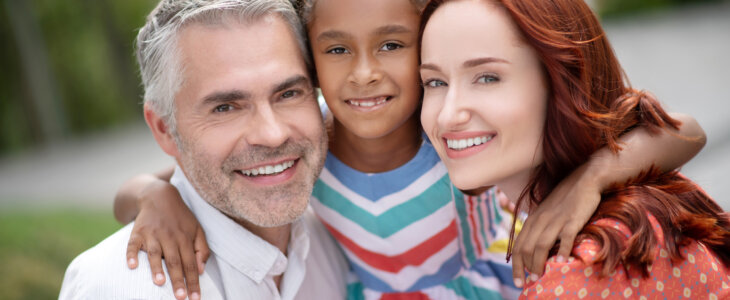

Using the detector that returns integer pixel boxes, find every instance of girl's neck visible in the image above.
[329,114,421,173]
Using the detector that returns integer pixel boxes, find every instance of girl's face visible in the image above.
[307,0,422,139]
[420,0,548,194]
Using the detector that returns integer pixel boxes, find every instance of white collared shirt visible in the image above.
[60,167,348,299]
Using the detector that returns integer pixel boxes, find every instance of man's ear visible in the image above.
[144,102,180,158]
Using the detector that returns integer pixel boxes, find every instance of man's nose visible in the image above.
[246,104,290,148]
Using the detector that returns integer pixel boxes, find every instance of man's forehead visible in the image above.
[176,16,310,100]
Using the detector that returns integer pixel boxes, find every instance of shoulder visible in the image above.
[59,223,175,299]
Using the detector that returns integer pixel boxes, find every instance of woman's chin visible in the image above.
[449,174,489,191]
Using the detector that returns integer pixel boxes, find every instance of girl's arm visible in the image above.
[114,167,174,224]
[509,112,706,288]
[114,167,209,300]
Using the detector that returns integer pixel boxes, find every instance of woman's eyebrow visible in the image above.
[462,57,510,68]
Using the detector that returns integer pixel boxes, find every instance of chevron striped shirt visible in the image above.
[311,139,520,299]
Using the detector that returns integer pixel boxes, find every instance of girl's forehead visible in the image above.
[309,0,420,30]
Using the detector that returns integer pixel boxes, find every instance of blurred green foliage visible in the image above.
[597,0,727,18]
[0,208,122,300]
[0,0,155,154]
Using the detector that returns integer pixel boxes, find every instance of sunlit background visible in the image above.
[1,0,728,298]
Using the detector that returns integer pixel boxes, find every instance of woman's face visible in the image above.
[420,0,549,194]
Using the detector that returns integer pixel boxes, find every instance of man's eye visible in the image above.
[380,42,402,51]
[476,74,499,84]
[281,90,299,99]
[326,47,348,54]
[423,79,447,88]
[213,104,234,113]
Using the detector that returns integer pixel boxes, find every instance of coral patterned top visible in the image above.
[521,214,730,299]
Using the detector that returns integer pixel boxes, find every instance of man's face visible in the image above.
[169,16,326,227]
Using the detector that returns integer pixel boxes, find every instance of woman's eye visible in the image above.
[423,79,447,88]
[213,104,234,113]
[326,47,349,54]
[476,74,499,84]
[380,42,403,51]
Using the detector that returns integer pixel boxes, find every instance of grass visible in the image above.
[0,208,122,300]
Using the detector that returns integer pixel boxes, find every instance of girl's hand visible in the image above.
[510,164,600,288]
[125,180,210,300]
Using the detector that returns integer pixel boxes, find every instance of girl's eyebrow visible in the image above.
[317,24,412,42]
[374,24,411,36]
[316,30,352,42]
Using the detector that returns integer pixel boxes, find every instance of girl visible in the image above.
[419,0,729,298]
[116,0,707,298]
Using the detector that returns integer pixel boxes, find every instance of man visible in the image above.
[59,0,348,299]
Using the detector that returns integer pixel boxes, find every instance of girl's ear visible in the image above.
[144,102,180,158]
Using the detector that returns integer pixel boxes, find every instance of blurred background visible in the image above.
[1,0,729,299]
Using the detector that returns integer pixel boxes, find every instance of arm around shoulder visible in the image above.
[59,224,176,299]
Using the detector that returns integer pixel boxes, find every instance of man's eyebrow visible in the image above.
[316,30,352,42]
[272,75,310,94]
[202,90,250,105]
[374,24,412,36]
[463,57,510,68]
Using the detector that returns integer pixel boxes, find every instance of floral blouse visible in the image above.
[521,214,730,299]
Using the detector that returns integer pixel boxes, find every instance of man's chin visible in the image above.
[232,196,310,228]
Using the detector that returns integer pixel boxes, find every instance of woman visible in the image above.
[418,0,730,298]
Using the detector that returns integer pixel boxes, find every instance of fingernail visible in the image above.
[514,278,523,288]
[200,263,206,274]
[155,273,165,283]
[556,255,565,263]
[190,292,200,300]
[175,288,186,298]
[530,274,539,282]
[128,258,136,267]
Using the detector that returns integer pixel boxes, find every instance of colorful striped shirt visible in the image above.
[311,139,519,299]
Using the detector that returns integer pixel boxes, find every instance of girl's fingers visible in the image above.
[194,227,210,275]
[145,239,166,286]
[126,233,143,269]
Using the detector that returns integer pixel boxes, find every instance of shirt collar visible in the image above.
[169,166,310,284]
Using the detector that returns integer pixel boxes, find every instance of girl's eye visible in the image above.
[380,42,403,51]
[476,74,499,84]
[326,47,349,54]
[213,104,234,113]
[423,79,447,88]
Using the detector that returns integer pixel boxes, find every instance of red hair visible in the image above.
[420,0,730,276]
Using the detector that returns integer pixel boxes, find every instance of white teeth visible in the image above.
[241,160,295,176]
[347,97,389,107]
[446,135,493,150]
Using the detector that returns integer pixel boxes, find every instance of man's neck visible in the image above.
[236,219,291,289]
[237,219,292,256]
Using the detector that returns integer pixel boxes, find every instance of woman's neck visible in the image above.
[496,168,535,210]
[329,114,421,173]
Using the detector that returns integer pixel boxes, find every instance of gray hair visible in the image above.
[136,0,311,132]
[295,0,429,25]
